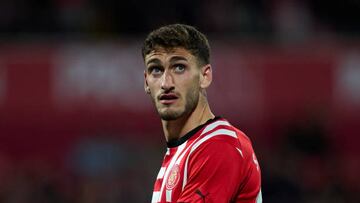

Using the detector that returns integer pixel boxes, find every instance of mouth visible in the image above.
[158,93,179,105]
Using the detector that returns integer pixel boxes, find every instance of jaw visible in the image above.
[157,104,185,121]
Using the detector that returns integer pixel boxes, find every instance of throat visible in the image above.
[162,116,188,142]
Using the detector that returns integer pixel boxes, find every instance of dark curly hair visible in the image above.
[141,24,210,66]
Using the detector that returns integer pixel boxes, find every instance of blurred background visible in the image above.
[0,0,359,202]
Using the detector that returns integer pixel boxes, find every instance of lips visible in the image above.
[159,93,179,105]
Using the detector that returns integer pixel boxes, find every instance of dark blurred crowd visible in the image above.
[0,0,359,39]
[0,136,160,203]
[262,114,358,203]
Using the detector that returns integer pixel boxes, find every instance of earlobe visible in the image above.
[144,71,151,94]
[200,64,212,89]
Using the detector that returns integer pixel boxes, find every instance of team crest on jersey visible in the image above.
[166,164,180,190]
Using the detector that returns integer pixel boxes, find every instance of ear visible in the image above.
[144,71,151,94]
[200,64,212,89]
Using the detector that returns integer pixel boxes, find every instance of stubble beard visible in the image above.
[154,87,199,121]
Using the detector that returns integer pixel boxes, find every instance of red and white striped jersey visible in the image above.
[151,117,262,203]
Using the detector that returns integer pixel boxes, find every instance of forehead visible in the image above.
[145,47,195,63]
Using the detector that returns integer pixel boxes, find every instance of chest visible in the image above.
[152,143,193,202]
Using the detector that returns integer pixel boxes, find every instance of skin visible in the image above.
[144,47,214,142]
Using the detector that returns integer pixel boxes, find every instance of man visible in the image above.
[142,24,262,203]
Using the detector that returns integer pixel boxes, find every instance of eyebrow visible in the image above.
[146,56,188,66]
[146,58,161,66]
[169,56,188,63]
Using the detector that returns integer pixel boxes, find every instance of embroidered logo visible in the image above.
[166,164,180,190]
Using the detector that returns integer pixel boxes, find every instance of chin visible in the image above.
[160,115,179,121]
[158,109,183,121]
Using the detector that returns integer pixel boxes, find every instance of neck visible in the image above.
[161,96,215,143]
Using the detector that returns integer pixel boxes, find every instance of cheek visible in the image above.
[182,78,200,97]
[147,79,160,91]
[179,71,199,86]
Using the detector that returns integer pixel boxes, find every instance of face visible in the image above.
[144,47,202,121]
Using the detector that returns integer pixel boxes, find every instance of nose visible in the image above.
[161,70,174,91]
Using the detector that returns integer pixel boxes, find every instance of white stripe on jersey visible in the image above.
[201,120,231,135]
[190,129,237,154]
[151,191,160,203]
[182,128,237,189]
[236,147,244,157]
[156,167,166,179]
[157,142,187,202]
[166,189,172,202]
[256,189,262,203]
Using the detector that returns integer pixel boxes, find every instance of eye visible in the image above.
[149,66,163,75]
[174,64,186,73]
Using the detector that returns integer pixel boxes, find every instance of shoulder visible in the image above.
[188,119,242,159]
[186,136,245,174]
[192,118,256,160]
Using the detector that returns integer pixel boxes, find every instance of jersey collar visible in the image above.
[166,116,221,148]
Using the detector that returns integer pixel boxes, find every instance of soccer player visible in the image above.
[142,24,262,203]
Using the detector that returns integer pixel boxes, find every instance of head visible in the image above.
[142,24,212,121]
